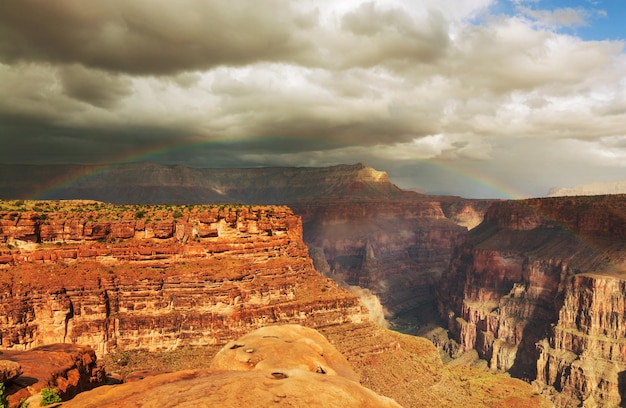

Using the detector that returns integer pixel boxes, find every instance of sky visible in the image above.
[1,0,625,199]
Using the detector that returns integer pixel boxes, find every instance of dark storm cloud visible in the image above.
[59,65,132,108]
[0,0,315,75]
[0,111,196,164]
[1,0,626,198]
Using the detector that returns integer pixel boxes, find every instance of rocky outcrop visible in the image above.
[0,360,21,383]
[62,325,403,408]
[0,201,366,358]
[437,195,626,407]
[1,344,105,407]
[211,324,360,381]
[535,275,626,407]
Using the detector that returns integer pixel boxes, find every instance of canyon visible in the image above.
[2,163,625,405]
[0,199,548,407]
[0,162,493,316]
[437,195,626,407]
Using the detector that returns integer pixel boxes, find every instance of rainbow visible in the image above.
[420,160,529,200]
[32,140,530,200]
[34,140,233,199]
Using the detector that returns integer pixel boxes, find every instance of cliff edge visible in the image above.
[438,195,626,407]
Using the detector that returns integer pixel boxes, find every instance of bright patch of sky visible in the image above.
[491,0,625,41]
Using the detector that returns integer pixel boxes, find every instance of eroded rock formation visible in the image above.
[0,201,366,358]
[437,195,626,407]
[1,344,105,407]
[295,201,468,315]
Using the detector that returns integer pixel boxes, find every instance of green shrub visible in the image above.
[0,382,8,408]
[40,388,62,406]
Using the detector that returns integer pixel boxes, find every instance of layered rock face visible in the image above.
[295,201,467,314]
[536,275,626,407]
[0,163,493,317]
[0,201,366,358]
[438,195,626,407]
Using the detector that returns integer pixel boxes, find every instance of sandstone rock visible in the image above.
[62,368,403,408]
[62,325,402,408]
[1,344,105,407]
[0,360,21,383]
[211,324,359,382]
[0,203,367,358]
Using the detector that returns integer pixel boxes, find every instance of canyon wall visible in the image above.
[0,201,366,357]
[295,201,467,315]
[437,195,626,407]
[0,162,494,317]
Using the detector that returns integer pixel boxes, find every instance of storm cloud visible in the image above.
[1,0,625,198]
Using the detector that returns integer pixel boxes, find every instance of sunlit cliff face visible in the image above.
[358,166,389,183]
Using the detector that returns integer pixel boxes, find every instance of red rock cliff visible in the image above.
[437,195,626,407]
[0,201,366,357]
[293,200,467,315]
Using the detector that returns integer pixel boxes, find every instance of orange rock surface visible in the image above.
[1,344,104,407]
[0,201,366,358]
[62,325,403,408]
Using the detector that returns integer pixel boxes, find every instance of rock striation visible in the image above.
[0,201,366,358]
[295,201,468,315]
[437,195,626,407]
[0,163,494,318]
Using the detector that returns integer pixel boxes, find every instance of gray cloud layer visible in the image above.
[1,0,625,198]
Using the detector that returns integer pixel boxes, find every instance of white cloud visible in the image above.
[1,0,626,197]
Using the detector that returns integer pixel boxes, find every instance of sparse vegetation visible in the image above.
[103,346,221,378]
[40,388,62,406]
[0,382,8,408]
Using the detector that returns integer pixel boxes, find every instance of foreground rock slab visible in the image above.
[62,368,402,408]
[63,325,401,408]
[211,324,359,381]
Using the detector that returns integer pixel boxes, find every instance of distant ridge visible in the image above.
[548,180,626,197]
[0,162,407,204]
